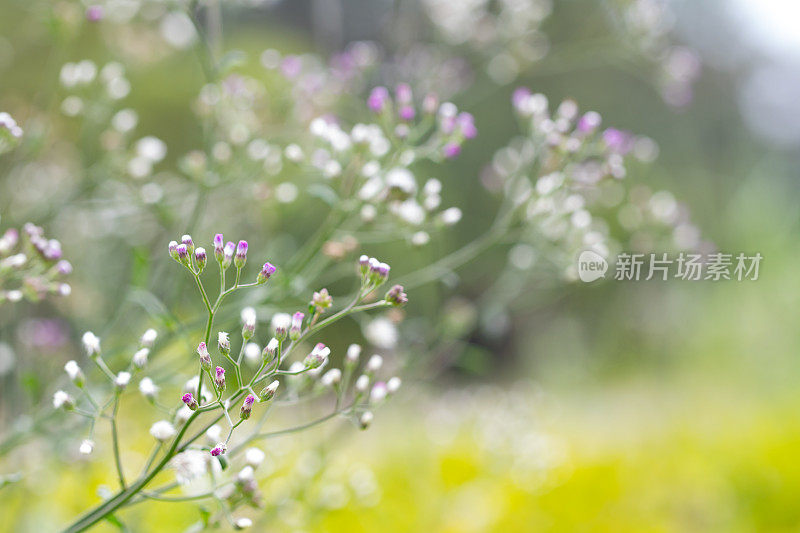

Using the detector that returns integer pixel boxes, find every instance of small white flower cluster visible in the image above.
[59,61,131,117]
[486,89,701,278]
[0,222,71,304]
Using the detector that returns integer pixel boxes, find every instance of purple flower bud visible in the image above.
[422,93,439,114]
[442,142,461,159]
[257,262,276,284]
[457,113,477,139]
[395,83,413,104]
[512,87,532,112]
[385,284,408,306]
[311,288,333,313]
[602,128,632,154]
[214,366,226,392]
[304,343,330,369]
[181,235,194,255]
[398,105,416,121]
[240,394,256,420]
[198,342,212,370]
[55,260,73,276]
[289,312,304,341]
[577,111,601,134]
[213,233,224,263]
[182,393,198,411]
[222,241,235,269]
[86,5,103,21]
[234,240,248,269]
[194,247,207,273]
[259,380,279,401]
[358,255,369,276]
[176,244,190,265]
[368,86,390,113]
[210,442,227,457]
[263,338,279,363]
[43,240,62,261]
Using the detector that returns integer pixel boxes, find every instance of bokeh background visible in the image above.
[2,0,800,531]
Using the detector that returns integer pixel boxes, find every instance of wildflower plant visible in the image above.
[56,236,405,531]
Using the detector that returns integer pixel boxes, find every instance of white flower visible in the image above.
[391,199,425,225]
[244,447,265,467]
[79,439,94,455]
[140,328,157,347]
[284,143,304,162]
[439,207,462,226]
[150,420,176,442]
[387,376,402,394]
[271,313,291,333]
[364,318,399,350]
[53,390,73,409]
[82,331,100,356]
[370,382,388,403]
[176,405,193,424]
[139,377,158,399]
[411,231,430,246]
[366,354,383,373]
[237,466,255,482]
[346,344,361,364]
[115,371,132,388]
[240,307,257,327]
[132,348,149,368]
[244,342,261,364]
[234,517,253,529]
[136,136,167,163]
[355,375,370,393]
[320,368,342,387]
[385,168,417,196]
[170,449,209,485]
[64,360,81,380]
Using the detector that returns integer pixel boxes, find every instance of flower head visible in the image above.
[82,331,101,357]
[311,288,333,313]
[140,328,157,348]
[197,342,212,370]
[150,420,176,441]
[259,380,279,402]
[368,86,390,113]
[213,233,224,263]
[115,371,131,389]
[241,307,256,340]
[240,394,256,420]
[181,234,194,255]
[234,240,248,268]
[79,439,94,455]
[182,393,199,411]
[257,262,276,284]
[210,442,227,457]
[194,247,207,273]
[132,348,149,369]
[64,360,84,387]
[289,312,304,341]
[218,331,230,356]
[214,366,226,392]
[385,284,408,306]
[139,377,158,399]
[53,390,74,410]
[304,343,330,369]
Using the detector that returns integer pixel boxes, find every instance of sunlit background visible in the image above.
[1,0,800,531]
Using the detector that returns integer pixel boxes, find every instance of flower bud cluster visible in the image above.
[0,223,71,304]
